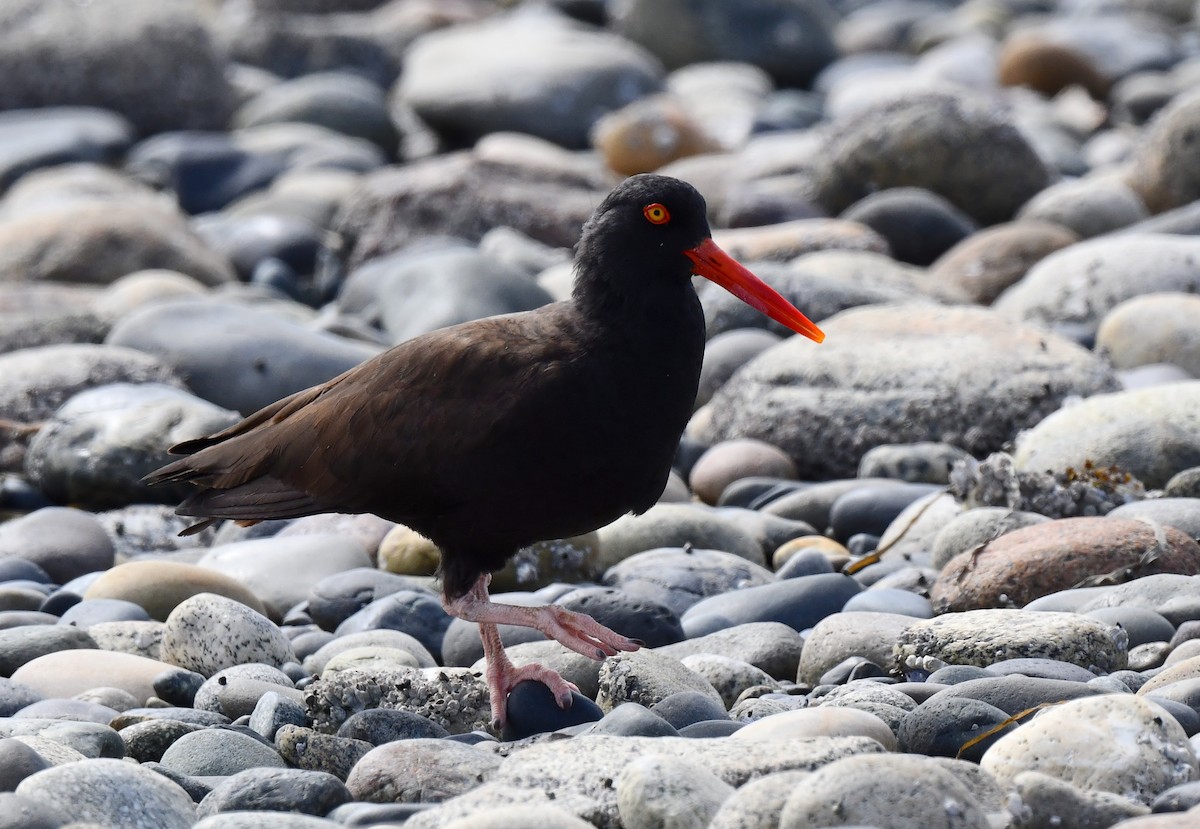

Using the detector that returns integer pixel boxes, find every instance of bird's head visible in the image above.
[575,174,824,343]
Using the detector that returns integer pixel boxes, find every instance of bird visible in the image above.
[145,173,825,729]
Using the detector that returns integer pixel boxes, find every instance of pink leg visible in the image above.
[442,574,640,728]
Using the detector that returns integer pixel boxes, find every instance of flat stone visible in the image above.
[895,609,1128,675]
[10,649,180,705]
[85,560,267,621]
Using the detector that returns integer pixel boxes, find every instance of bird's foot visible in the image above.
[485,660,579,730]
[534,604,641,661]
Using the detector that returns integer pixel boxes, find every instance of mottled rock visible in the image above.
[797,611,917,685]
[981,694,1198,804]
[895,609,1128,675]
[700,304,1116,480]
[596,503,766,568]
[617,754,734,829]
[657,622,804,681]
[196,767,350,819]
[305,667,491,735]
[931,507,1051,571]
[160,593,296,676]
[597,649,724,712]
[602,548,775,617]
[932,517,1200,612]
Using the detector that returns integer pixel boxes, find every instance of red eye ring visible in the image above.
[643,203,670,225]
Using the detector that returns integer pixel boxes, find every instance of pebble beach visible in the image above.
[4,0,1200,827]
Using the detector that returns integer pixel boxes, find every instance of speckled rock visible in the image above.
[596,649,724,713]
[616,754,734,829]
[895,609,1128,675]
[1013,381,1200,489]
[160,593,296,676]
[492,734,883,828]
[305,666,491,735]
[699,304,1117,480]
[86,620,164,660]
[1014,771,1152,829]
[680,655,777,710]
[346,738,502,804]
[981,694,1198,804]
[15,758,195,829]
[994,234,1200,341]
[778,753,992,829]
[84,560,268,621]
[274,725,372,781]
[1098,293,1200,377]
[857,442,972,485]
[929,220,1079,305]
[932,517,1200,612]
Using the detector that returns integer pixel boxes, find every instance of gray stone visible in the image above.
[0,107,134,193]
[192,814,339,829]
[158,728,286,776]
[305,666,491,735]
[1017,176,1148,238]
[345,738,502,804]
[192,664,296,717]
[398,13,662,149]
[0,738,50,792]
[0,626,97,676]
[274,725,372,781]
[700,304,1116,480]
[708,770,810,829]
[106,298,379,415]
[24,383,239,510]
[596,649,724,712]
[797,611,916,685]
[931,507,1051,570]
[680,655,777,710]
[302,629,437,675]
[85,621,165,660]
[119,719,204,764]
[196,767,350,819]
[895,609,1128,675]
[0,0,232,133]
[160,593,296,676]
[812,90,1052,225]
[0,720,122,760]
[1013,771,1151,828]
[0,792,71,829]
[15,758,195,829]
[995,234,1200,341]
[1076,574,1200,627]
[401,785,607,829]
[778,753,991,829]
[858,442,973,485]
[616,754,734,829]
[981,695,1198,804]
[248,691,308,741]
[602,548,775,617]
[0,506,114,583]
[597,504,767,569]
[680,573,862,639]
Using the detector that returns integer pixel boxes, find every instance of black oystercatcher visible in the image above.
[146,174,824,727]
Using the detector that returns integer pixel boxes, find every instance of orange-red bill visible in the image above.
[684,238,825,343]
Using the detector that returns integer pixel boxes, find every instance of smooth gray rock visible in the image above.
[159,728,286,776]
[616,754,734,829]
[196,767,350,819]
[106,298,379,415]
[0,507,114,584]
[345,738,502,804]
[700,304,1116,480]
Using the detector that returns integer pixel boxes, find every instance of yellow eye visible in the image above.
[643,203,670,225]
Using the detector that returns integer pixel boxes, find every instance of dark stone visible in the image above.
[681,573,862,638]
[840,188,977,266]
[1085,607,1175,648]
[0,738,50,792]
[819,657,887,686]
[120,719,205,764]
[193,213,326,282]
[307,568,431,632]
[679,719,746,738]
[587,702,679,737]
[930,675,1103,716]
[650,690,729,729]
[0,107,133,193]
[334,590,452,663]
[1151,779,1200,813]
[502,681,603,741]
[336,708,450,744]
[126,132,285,215]
[1144,695,1200,737]
[0,625,97,675]
[0,559,51,586]
[985,658,1099,683]
[196,767,351,819]
[775,549,835,580]
[829,483,942,543]
[924,665,998,685]
[37,590,82,617]
[899,694,1016,762]
[555,586,684,648]
[143,762,214,803]
[153,669,207,709]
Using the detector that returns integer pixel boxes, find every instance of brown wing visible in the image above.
[144,303,583,527]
